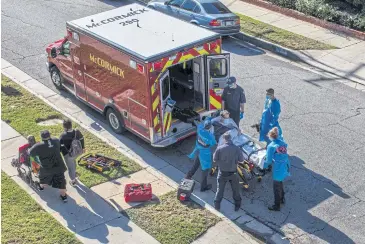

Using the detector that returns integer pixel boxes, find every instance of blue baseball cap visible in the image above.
[227,77,236,85]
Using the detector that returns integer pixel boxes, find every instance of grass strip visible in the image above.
[237,13,337,50]
[1,172,81,244]
[125,191,221,244]
[1,75,142,187]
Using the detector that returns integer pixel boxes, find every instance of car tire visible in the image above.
[50,66,64,90]
[106,108,126,134]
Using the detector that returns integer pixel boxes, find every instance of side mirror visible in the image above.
[50,47,57,58]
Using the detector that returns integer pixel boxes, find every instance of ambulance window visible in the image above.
[209,59,227,78]
[182,0,197,11]
[62,41,70,56]
[161,76,170,101]
[169,0,184,7]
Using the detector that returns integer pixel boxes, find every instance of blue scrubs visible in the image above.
[188,121,217,170]
[264,139,290,182]
[259,98,282,144]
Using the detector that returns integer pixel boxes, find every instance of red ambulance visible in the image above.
[45,3,231,147]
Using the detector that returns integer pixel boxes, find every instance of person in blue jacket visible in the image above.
[259,88,283,145]
[186,119,217,192]
[264,127,290,211]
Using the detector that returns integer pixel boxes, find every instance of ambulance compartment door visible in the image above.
[159,70,173,136]
[205,53,230,110]
[69,32,86,101]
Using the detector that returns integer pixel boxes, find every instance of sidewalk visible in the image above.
[1,121,160,244]
[1,60,263,243]
[221,0,365,88]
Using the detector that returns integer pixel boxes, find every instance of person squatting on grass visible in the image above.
[264,127,290,211]
[29,130,68,202]
[60,119,85,186]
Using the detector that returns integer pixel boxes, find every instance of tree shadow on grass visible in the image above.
[1,85,22,96]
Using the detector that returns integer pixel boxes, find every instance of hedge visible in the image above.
[265,0,365,31]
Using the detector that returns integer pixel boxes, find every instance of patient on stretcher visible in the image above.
[211,110,266,169]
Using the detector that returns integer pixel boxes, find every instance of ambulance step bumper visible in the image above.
[151,127,196,147]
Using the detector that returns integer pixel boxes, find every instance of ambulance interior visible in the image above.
[164,58,207,122]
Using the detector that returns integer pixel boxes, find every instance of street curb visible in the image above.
[1,59,283,243]
[233,32,365,88]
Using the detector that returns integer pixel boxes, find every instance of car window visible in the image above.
[169,0,185,8]
[193,4,201,13]
[202,2,231,14]
[62,41,70,56]
[181,0,197,11]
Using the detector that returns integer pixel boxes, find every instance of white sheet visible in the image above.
[214,118,266,169]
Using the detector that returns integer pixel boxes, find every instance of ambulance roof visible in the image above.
[67,3,220,61]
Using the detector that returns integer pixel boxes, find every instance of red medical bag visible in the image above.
[124,183,153,202]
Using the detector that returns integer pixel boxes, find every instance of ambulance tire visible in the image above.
[50,66,64,90]
[106,108,126,134]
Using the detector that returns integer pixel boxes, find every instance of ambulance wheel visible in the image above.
[106,108,126,134]
[50,66,63,90]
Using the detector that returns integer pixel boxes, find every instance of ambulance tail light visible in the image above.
[137,63,144,74]
[152,61,162,71]
[209,19,221,27]
[209,42,217,50]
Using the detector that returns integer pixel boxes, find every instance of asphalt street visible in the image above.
[2,0,365,243]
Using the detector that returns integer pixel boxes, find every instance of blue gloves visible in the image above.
[240,112,245,120]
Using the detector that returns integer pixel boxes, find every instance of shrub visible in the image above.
[353,14,365,29]
[268,0,297,9]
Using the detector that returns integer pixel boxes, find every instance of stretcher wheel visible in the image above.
[240,182,249,189]
[257,176,262,182]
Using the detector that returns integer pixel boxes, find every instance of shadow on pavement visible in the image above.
[223,37,266,57]
[34,179,132,243]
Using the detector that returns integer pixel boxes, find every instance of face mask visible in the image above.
[229,84,236,89]
[269,137,274,141]
[266,95,271,100]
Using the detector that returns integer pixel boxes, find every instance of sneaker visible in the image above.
[214,205,221,211]
[35,182,44,191]
[60,194,68,203]
[268,205,280,211]
[234,205,241,211]
[200,184,212,192]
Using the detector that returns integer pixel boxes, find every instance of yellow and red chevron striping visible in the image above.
[149,39,222,136]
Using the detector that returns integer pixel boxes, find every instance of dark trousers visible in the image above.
[187,157,210,190]
[214,171,241,208]
[273,180,284,207]
[227,109,240,127]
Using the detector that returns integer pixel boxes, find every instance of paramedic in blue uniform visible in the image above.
[186,120,217,192]
[213,132,243,211]
[222,77,246,127]
[264,127,290,211]
[259,88,283,145]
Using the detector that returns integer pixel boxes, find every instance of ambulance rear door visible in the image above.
[205,53,230,110]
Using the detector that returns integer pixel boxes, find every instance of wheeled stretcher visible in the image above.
[211,118,268,189]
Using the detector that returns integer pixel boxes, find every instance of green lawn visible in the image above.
[1,172,81,244]
[1,75,142,187]
[125,191,220,244]
[237,13,337,50]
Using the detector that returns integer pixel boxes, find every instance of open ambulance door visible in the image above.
[205,53,230,111]
[159,70,174,137]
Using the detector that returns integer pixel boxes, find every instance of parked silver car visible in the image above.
[147,0,241,36]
